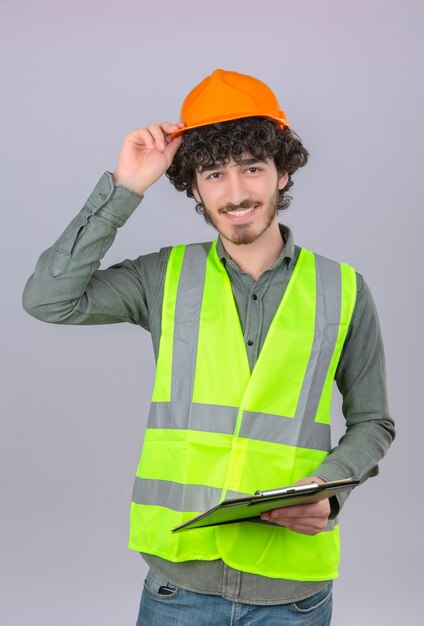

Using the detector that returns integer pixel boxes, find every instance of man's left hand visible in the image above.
[260,476,330,536]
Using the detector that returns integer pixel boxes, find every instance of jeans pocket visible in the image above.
[291,582,333,613]
[143,568,180,600]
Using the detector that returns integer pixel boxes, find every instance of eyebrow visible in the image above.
[198,157,268,174]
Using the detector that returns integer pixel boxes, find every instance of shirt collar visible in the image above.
[216,223,295,272]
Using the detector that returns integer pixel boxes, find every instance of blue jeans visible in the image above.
[136,568,333,625]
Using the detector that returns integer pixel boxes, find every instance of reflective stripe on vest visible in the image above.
[131,476,337,532]
[129,241,357,580]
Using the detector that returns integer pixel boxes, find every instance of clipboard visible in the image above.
[172,478,359,533]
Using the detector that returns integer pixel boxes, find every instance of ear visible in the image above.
[278,170,289,191]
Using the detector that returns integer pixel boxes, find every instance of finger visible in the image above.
[164,130,181,144]
[147,124,167,151]
[262,515,327,535]
[262,511,317,524]
[125,128,158,149]
[160,121,184,143]
[264,503,325,518]
[262,506,329,523]
[162,122,186,144]
[163,134,183,161]
[262,511,329,530]
[294,477,321,486]
[160,121,184,133]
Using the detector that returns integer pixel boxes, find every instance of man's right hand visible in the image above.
[112,121,185,195]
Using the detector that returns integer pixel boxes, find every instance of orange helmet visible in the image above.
[172,69,289,137]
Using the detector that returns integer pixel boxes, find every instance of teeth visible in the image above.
[226,207,255,217]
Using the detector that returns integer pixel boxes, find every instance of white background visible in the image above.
[1,1,422,624]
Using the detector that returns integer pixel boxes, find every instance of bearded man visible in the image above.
[23,69,395,626]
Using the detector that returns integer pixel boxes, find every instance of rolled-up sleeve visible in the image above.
[22,172,158,329]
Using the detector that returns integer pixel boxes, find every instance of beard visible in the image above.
[199,186,281,246]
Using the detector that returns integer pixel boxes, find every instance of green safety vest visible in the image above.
[128,241,357,581]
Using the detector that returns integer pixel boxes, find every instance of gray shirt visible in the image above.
[22,171,395,605]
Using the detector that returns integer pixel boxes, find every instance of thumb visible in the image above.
[164,135,183,163]
[294,476,326,487]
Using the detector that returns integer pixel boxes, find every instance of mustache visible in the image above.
[219,200,259,213]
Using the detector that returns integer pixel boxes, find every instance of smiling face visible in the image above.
[192,156,289,246]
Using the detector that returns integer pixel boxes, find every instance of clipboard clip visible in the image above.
[254,483,319,498]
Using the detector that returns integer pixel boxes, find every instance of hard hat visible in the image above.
[172,69,289,137]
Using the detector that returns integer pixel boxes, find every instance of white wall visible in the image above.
[2,1,422,624]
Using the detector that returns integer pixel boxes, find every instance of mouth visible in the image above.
[222,205,258,222]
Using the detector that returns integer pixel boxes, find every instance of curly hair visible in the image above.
[166,116,309,214]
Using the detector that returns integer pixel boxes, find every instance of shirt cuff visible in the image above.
[314,463,358,520]
[84,171,144,225]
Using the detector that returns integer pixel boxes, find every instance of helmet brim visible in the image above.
[171,112,289,138]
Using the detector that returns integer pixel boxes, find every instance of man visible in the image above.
[23,69,395,625]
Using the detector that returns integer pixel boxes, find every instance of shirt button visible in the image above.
[252,294,258,300]
[247,340,254,346]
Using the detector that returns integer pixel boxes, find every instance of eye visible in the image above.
[246,167,262,174]
[206,172,222,180]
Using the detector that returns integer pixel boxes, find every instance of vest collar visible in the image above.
[216,223,295,272]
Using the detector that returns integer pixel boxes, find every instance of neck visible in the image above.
[221,219,285,281]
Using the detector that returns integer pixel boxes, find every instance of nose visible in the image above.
[225,173,250,207]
